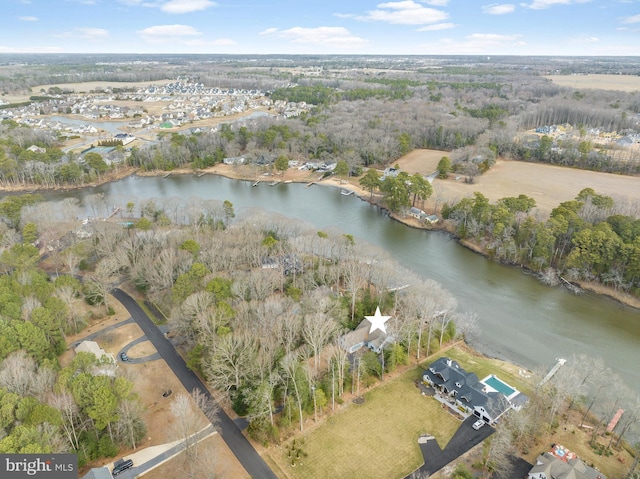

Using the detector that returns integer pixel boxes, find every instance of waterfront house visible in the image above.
[423,357,527,424]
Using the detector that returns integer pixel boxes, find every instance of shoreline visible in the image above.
[3,164,639,311]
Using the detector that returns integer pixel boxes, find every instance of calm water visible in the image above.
[40,174,640,388]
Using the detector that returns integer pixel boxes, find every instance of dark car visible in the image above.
[112,458,133,476]
[120,352,129,362]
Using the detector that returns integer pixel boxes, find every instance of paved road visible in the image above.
[407,415,495,477]
[112,288,277,479]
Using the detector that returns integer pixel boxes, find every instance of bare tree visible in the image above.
[114,399,146,450]
[280,352,306,431]
[483,422,515,478]
[170,389,216,459]
[302,311,338,375]
[0,350,37,396]
[50,392,84,450]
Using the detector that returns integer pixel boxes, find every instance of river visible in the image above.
[40,174,640,390]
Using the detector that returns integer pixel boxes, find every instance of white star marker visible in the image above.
[365,306,391,334]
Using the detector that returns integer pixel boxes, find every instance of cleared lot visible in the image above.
[396,150,640,216]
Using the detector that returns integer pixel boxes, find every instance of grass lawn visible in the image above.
[273,367,460,479]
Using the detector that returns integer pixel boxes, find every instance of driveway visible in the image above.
[112,288,277,479]
[407,415,495,477]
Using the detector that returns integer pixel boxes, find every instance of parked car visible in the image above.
[112,458,133,476]
[120,352,129,362]
[472,419,485,430]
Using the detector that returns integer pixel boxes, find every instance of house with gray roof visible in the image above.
[423,357,525,424]
[338,318,394,355]
[528,447,606,479]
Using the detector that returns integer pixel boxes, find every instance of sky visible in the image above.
[2,0,640,56]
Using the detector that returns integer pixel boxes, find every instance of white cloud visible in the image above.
[520,0,591,10]
[55,27,109,39]
[357,1,448,25]
[572,36,599,43]
[161,0,216,14]
[482,4,516,14]
[261,26,368,48]
[19,16,38,21]
[137,24,202,42]
[417,22,456,31]
[621,14,640,24]
[76,27,109,39]
[117,0,216,13]
[423,0,449,5]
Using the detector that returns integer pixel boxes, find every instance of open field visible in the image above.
[396,150,640,216]
[545,74,640,92]
[268,367,460,479]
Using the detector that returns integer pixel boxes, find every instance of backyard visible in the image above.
[267,366,459,479]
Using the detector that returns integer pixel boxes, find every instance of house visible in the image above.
[408,208,439,224]
[423,357,527,424]
[408,207,424,219]
[113,133,135,145]
[26,144,46,154]
[75,341,116,376]
[223,156,246,165]
[381,167,400,180]
[338,311,394,354]
[81,467,113,479]
[527,444,606,479]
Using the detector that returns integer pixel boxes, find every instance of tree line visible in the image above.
[440,188,640,295]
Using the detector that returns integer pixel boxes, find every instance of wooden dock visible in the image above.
[163,172,171,178]
[269,180,281,186]
[252,180,260,187]
[538,358,566,387]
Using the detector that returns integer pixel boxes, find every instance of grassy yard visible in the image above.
[271,367,460,479]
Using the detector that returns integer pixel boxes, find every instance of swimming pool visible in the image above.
[483,375,516,397]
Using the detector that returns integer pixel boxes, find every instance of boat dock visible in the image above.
[538,358,566,387]
[269,180,281,186]
[252,180,260,187]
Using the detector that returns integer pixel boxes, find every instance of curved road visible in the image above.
[112,288,277,479]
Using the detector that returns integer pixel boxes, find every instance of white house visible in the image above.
[75,341,116,376]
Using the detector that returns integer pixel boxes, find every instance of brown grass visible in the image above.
[267,366,460,479]
[545,74,640,92]
[396,150,640,216]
